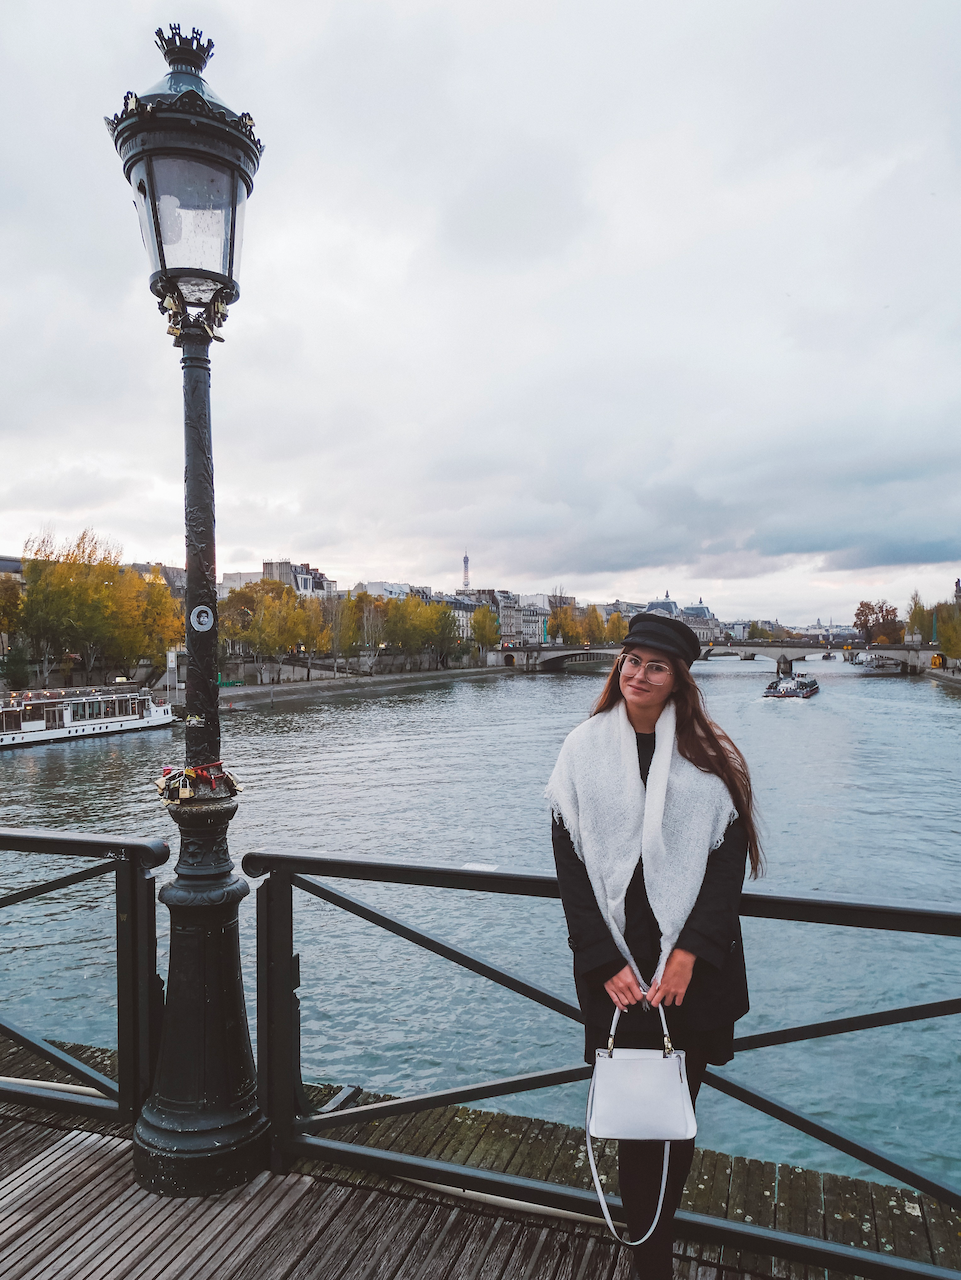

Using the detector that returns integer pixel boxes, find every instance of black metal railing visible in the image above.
[0,826,169,1124]
[243,850,961,1280]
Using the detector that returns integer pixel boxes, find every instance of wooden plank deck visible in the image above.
[0,1116,632,1280]
[1,1036,959,1278]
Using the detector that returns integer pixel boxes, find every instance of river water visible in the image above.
[1,657,960,1188]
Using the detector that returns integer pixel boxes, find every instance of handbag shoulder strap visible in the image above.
[585,1071,671,1245]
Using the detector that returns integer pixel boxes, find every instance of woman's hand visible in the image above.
[603,964,645,1012]
[646,948,696,1008]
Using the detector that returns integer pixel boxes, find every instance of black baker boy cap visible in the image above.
[622,614,701,667]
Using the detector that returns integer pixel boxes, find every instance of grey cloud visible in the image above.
[441,144,591,264]
[3,1,961,618]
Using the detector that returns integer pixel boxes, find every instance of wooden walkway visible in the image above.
[1,1036,960,1278]
[0,1117,631,1280]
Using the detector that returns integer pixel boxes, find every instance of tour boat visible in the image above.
[763,674,819,699]
[0,687,173,749]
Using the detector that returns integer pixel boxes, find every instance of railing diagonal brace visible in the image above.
[735,996,961,1051]
[296,1063,591,1133]
[291,874,583,1023]
[0,861,116,911]
[0,1016,120,1100]
[704,1068,961,1209]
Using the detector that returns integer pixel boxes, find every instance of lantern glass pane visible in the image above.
[151,157,234,301]
[130,161,161,273]
[231,180,247,280]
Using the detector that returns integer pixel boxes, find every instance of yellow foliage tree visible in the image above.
[584,604,605,645]
[20,530,182,685]
[555,605,584,645]
[605,611,628,643]
[471,605,500,652]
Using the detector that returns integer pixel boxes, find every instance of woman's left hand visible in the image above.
[646,948,696,1008]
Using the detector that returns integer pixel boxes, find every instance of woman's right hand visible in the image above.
[604,964,645,1012]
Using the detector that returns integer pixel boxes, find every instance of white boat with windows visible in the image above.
[0,687,173,749]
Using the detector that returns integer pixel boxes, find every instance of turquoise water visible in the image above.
[1,658,959,1188]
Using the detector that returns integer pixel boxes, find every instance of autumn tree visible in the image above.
[426,602,461,666]
[221,579,301,681]
[555,605,584,645]
[584,604,605,646]
[854,600,902,644]
[19,532,182,685]
[907,591,930,642]
[471,605,500,652]
[297,597,330,675]
[605,611,628,644]
[20,533,74,685]
[747,621,773,641]
[104,567,182,678]
[324,593,361,673]
[352,591,386,672]
[0,579,22,656]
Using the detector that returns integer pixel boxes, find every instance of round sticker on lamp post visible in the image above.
[190,605,215,633]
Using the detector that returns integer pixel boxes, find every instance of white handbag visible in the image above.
[585,1004,697,1245]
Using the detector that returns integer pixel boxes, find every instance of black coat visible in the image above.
[552,731,749,1063]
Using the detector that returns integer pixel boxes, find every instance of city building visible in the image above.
[0,556,23,583]
[358,580,430,601]
[469,589,524,647]
[519,593,575,611]
[604,599,645,621]
[678,599,722,643]
[129,564,187,600]
[643,593,721,642]
[522,602,550,645]
[218,570,263,600]
[263,561,337,598]
[431,592,475,641]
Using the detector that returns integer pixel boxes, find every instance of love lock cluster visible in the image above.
[155,761,244,807]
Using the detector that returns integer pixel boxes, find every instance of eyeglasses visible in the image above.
[617,653,673,683]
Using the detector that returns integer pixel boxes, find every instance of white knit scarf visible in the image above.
[545,700,736,985]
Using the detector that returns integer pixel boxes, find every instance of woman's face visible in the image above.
[618,645,676,723]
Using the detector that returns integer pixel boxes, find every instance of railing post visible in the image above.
[116,853,165,1125]
[258,870,296,1172]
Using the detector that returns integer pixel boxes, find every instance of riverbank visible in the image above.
[213,663,519,711]
[921,665,961,691]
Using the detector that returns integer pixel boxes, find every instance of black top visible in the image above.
[553,731,749,1063]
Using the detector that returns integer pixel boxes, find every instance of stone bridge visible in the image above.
[699,640,936,674]
[493,639,940,675]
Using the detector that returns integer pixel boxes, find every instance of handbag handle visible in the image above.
[606,1003,674,1057]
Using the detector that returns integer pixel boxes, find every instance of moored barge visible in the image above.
[0,687,173,749]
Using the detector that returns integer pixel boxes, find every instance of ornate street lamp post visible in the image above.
[106,25,268,1195]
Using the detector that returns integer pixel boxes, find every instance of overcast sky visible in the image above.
[3,1,961,622]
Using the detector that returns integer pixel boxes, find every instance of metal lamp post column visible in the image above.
[107,26,269,1196]
[131,319,268,1196]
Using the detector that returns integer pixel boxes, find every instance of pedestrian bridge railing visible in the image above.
[0,826,169,1125]
[242,849,961,1280]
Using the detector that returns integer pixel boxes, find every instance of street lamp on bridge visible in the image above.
[106,25,268,1195]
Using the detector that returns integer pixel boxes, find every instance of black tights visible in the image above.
[617,1052,707,1280]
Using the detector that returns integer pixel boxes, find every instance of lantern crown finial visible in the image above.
[154,24,214,74]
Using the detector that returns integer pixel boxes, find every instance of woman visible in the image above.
[546,613,762,1280]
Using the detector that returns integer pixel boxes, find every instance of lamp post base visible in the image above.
[133,1109,269,1198]
[132,792,269,1197]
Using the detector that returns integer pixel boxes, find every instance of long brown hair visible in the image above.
[593,651,764,878]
